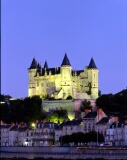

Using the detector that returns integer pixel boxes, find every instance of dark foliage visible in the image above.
[0,95,46,124]
[66,95,73,99]
[80,100,92,112]
[96,92,127,120]
[59,131,104,145]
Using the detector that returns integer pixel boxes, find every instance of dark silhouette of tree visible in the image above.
[80,100,92,112]
[96,92,127,120]
[1,95,45,124]
[59,131,104,145]
[66,95,73,99]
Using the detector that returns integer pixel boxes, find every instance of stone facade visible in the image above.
[28,54,99,100]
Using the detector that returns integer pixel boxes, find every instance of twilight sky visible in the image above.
[1,0,127,98]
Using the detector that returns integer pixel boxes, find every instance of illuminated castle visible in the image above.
[28,53,99,100]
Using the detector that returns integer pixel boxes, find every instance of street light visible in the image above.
[31,123,36,129]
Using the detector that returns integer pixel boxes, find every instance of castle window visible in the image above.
[37,81,39,87]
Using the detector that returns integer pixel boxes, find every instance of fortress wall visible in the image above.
[42,99,96,120]
[42,100,75,120]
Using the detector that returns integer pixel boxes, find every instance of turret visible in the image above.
[44,61,48,69]
[61,53,72,99]
[28,58,38,97]
[87,58,99,99]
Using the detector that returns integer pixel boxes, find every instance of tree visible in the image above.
[46,109,68,124]
[80,100,92,112]
[96,92,127,120]
[1,95,45,124]
[59,131,104,145]
[66,95,72,100]
[41,94,49,100]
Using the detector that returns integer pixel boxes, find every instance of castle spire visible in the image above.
[29,58,37,69]
[61,53,71,66]
[88,57,97,69]
[44,61,48,69]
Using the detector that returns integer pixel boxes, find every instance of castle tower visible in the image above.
[28,58,38,97]
[44,61,48,69]
[87,58,99,99]
[61,53,72,99]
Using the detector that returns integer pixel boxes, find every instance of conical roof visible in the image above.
[37,62,41,69]
[61,53,71,66]
[44,61,48,69]
[29,58,37,69]
[88,58,97,69]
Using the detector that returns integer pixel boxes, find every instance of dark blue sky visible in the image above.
[1,0,127,98]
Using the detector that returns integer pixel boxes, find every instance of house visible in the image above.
[96,117,109,137]
[83,109,107,134]
[105,121,125,146]
[31,122,58,146]
[0,123,11,146]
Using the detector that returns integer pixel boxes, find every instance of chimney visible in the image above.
[0,120,4,125]
[113,116,119,123]
[11,122,15,126]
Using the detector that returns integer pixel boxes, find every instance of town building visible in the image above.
[28,53,99,100]
[31,122,58,146]
[1,115,127,147]
[105,121,125,146]
[83,108,107,134]
[0,123,11,146]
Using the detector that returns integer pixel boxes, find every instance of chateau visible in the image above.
[28,53,99,100]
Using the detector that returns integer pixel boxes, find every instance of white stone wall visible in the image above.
[42,100,75,120]
[1,127,10,146]
[124,125,127,145]
[28,61,99,100]
[9,131,19,146]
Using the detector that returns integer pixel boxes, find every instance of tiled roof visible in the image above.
[72,70,84,76]
[63,119,83,126]
[88,58,97,69]
[96,117,109,125]
[44,61,48,69]
[9,125,19,131]
[0,124,11,129]
[18,126,29,132]
[37,63,41,69]
[35,67,61,77]
[29,58,38,69]
[76,70,84,76]
[61,53,71,66]
[55,123,64,130]
[83,111,97,119]
[110,121,125,128]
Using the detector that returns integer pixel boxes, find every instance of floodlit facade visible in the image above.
[28,53,99,99]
